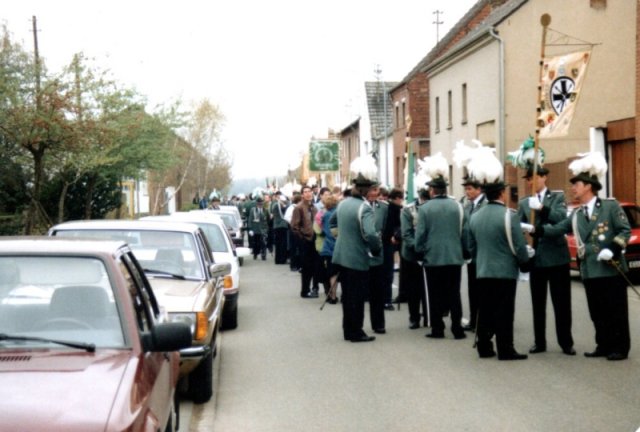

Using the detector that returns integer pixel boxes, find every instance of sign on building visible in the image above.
[309,140,339,171]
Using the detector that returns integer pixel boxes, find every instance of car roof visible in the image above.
[144,212,225,225]
[0,236,127,255]
[50,219,202,234]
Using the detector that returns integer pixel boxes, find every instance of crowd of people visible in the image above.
[215,149,632,362]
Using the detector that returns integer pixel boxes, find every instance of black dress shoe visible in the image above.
[462,324,475,332]
[478,350,497,358]
[607,352,628,361]
[562,347,576,356]
[327,298,338,304]
[529,344,547,354]
[408,321,420,330]
[453,332,467,340]
[425,332,444,339]
[584,348,608,358]
[350,334,375,343]
[300,292,316,298]
[384,303,395,311]
[498,350,528,361]
[373,328,386,334]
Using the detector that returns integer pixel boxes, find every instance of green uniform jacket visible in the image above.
[415,195,464,267]
[469,202,531,280]
[332,196,382,271]
[247,206,268,235]
[541,198,631,279]
[517,190,570,267]
[271,200,289,229]
[400,202,420,262]
[368,200,388,267]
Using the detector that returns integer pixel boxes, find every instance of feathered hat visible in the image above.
[507,135,548,178]
[453,139,485,187]
[568,151,607,191]
[467,145,505,193]
[350,155,379,186]
[252,187,265,201]
[209,189,221,201]
[418,152,449,189]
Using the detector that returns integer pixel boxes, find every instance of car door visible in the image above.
[120,251,175,430]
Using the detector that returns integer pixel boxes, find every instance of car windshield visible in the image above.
[193,223,229,253]
[55,229,204,279]
[0,256,125,349]
[623,206,640,228]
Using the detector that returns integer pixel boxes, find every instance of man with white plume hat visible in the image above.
[414,153,466,340]
[467,149,533,360]
[532,151,631,360]
[332,155,383,342]
[510,138,575,356]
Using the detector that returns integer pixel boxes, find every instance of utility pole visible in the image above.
[433,10,444,43]
[374,64,389,186]
[32,16,42,110]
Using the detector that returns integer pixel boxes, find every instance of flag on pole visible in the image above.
[538,50,591,138]
[403,115,414,202]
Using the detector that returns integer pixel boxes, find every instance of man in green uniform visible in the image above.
[332,167,382,342]
[533,153,631,360]
[518,166,575,355]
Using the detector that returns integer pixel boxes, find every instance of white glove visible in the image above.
[528,196,543,210]
[249,230,254,236]
[526,245,536,258]
[597,248,613,261]
[520,222,534,233]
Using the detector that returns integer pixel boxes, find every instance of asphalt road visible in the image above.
[186,257,640,432]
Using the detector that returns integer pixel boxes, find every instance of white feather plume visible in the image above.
[413,172,431,193]
[467,147,503,184]
[280,182,294,199]
[568,152,607,177]
[350,155,378,182]
[420,152,449,180]
[252,187,265,200]
[452,139,485,169]
[307,176,317,187]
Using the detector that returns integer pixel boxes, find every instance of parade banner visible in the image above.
[538,50,591,139]
[309,140,339,171]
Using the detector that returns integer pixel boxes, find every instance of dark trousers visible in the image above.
[300,239,319,295]
[274,228,288,264]
[530,264,573,349]
[467,262,479,329]
[382,242,395,304]
[425,265,463,334]
[583,276,630,355]
[288,229,302,270]
[339,266,369,339]
[251,233,266,259]
[369,264,386,330]
[476,278,517,357]
[403,259,427,325]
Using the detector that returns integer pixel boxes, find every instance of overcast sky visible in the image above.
[3,0,478,180]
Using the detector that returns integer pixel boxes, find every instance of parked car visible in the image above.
[0,237,191,431]
[192,208,245,248]
[566,202,640,276]
[142,212,251,329]
[48,220,230,403]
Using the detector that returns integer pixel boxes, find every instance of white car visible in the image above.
[142,212,250,330]
[192,208,244,248]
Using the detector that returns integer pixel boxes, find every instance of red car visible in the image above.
[0,238,191,431]
[566,202,640,274]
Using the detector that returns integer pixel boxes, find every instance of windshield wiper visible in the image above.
[142,268,186,279]
[0,333,96,353]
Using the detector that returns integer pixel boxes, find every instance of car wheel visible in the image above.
[221,306,238,330]
[189,343,214,404]
[238,257,244,267]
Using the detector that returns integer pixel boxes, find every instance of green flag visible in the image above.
[404,141,415,203]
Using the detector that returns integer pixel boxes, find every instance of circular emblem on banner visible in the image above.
[550,76,575,115]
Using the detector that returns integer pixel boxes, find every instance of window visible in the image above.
[447,90,453,129]
[461,83,468,125]
[395,105,399,129]
[402,102,406,127]
[435,97,440,133]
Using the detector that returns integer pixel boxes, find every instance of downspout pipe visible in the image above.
[489,27,505,163]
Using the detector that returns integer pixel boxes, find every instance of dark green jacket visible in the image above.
[332,196,382,271]
[247,205,268,235]
[400,201,420,262]
[469,202,530,280]
[541,198,631,279]
[415,195,464,267]
[271,200,289,229]
[368,200,388,267]
[461,195,487,260]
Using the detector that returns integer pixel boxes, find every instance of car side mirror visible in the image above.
[142,322,192,352]
[209,262,231,278]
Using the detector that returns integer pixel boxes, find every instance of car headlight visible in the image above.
[168,312,208,341]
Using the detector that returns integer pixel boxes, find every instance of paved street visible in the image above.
[188,258,640,432]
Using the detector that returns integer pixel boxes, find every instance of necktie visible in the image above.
[470,202,475,213]
[583,206,589,221]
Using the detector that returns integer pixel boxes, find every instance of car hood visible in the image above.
[148,277,209,312]
[0,349,132,431]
